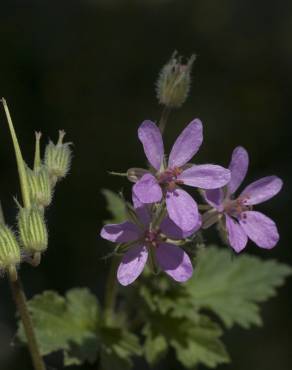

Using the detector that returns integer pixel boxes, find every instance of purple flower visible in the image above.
[132,119,231,232]
[100,195,200,286]
[203,146,283,252]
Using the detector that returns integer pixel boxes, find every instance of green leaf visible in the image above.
[138,277,229,368]
[99,325,142,370]
[171,315,229,368]
[18,287,142,369]
[102,189,126,224]
[143,313,229,368]
[139,276,196,320]
[18,288,99,366]
[143,324,168,366]
[187,246,292,328]
[136,246,291,368]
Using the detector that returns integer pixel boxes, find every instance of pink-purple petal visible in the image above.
[133,173,162,204]
[239,211,279,249]
[160,215,201,239]
[241,176,283,205]
[168,119,203,168]
[178,164,231,189]
[166,188,199,232]
[100,221,141,243]
[138,120,164,170]
[117,244,148,286]
[155,242,193,282]
[225,214,248,253]
[228,146,249,194]
[132,193,151,226]
[203,188,224,210]
[132,192,143,209]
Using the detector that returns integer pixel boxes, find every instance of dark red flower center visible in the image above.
[223,196,252,219]
[157,167,184,191]
[144,229,161,248]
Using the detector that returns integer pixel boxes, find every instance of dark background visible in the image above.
[0,0,291,369]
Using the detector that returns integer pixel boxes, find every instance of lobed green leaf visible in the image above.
[18,288,99,366]
[186,246,292,328]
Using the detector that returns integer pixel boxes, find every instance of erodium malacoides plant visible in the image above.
[0,53,291,370]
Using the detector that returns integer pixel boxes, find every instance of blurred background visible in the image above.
[0,0,291,369]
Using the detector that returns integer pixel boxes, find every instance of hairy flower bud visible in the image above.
[156,52,196,108]
[18,207,48,253]
[44,130,72,183]
[0,224,21,271]
[127,168,149,183]
[27,166,53,207]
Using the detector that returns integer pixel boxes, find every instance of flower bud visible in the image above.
[0,225,21,271]
[44,130,72,183]
[18,207,48,253]
[127,168,149,183]
[27,166,53,207]
[156,52,196,108]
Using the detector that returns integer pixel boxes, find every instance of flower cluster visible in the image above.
[101,117,282,286]
[100,53,282,286]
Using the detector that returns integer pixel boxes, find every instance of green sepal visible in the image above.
[0,224,21,270]
[18,206,48,253]
[27,166,53,208]
[44,130,72,183]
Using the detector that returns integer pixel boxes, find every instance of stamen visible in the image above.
[144,229,161,248]
[224,196,253,218]
[157,166,184,191]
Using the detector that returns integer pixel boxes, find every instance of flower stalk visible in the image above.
[158,106,171,135]
[103,256,120,324]
[9,274,46,370]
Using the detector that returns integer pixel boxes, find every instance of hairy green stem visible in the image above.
[9,275,46,370]
[104,256,120,324]
[158,106,171,134]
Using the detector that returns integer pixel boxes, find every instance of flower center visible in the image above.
[157,167,184,191]
[144,229,161,248]
[223,196,252,219]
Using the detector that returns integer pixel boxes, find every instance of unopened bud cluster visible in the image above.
[156,52,196,108]
[0,127,72,277]
[18,130,71,255]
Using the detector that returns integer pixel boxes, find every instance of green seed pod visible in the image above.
[156,52,196,109]
[0,224,21,271]
[27,166,53,207]
[44,130,72,183]
[18,207,48,253]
